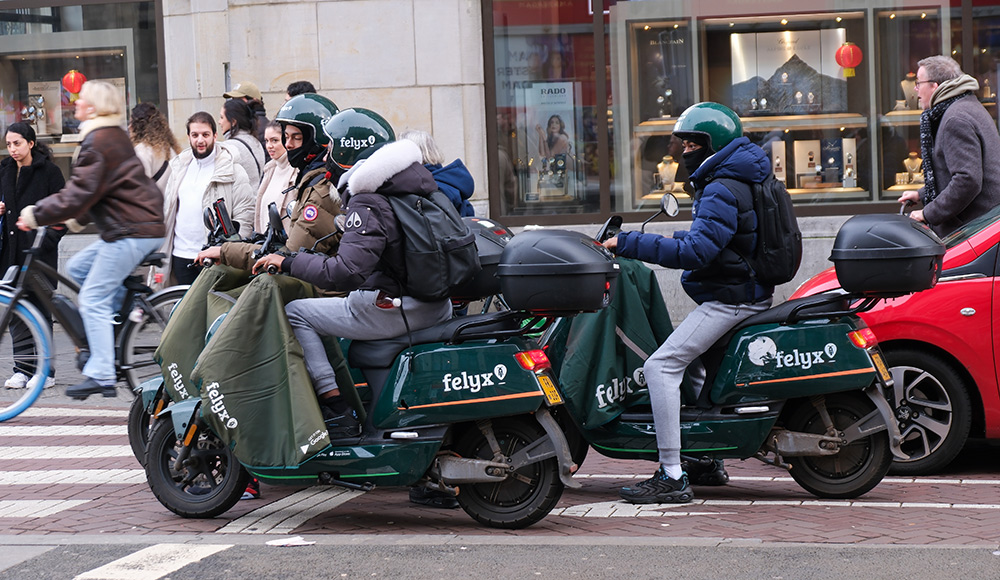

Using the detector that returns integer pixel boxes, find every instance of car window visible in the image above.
[941,205,1000,248]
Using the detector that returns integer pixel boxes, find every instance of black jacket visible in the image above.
[0,152,66,273]
[288,139,436,296]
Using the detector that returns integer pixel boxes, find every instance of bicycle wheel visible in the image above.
[119,286,187,392]
[0,292,53,421]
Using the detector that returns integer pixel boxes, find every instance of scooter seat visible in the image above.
[732,293,850,332]
[348,312,522,369]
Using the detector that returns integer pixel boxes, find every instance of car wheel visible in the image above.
[883,348,972,476]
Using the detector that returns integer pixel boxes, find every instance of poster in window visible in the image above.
[519,81,577,202]
[730,29,847,116]
[26,81,62,137]
[633,24,692,121]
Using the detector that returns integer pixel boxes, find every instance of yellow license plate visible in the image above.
[871,352,891,383]
[538,375,563,405]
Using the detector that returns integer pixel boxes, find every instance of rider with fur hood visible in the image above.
[253,108,452,438]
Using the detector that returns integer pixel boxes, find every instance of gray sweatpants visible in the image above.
[646,298,772,469]
[286,289,452,396]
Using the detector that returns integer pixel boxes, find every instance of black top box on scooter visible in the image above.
[451,217,514,301]
[497,229,620,313]
[829,214,945,295]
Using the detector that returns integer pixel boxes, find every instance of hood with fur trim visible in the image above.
[345,139,438,197]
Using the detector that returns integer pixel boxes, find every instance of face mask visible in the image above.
[287,140,319,169]
[683,147,711,177]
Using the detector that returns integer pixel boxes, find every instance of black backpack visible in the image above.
[385,190,481,301]
[718,174,802,286]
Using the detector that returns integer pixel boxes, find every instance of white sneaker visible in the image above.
[26,375,55,390]
[4,372,28,389]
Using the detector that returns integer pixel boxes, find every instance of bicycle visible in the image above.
[0,226,188,421]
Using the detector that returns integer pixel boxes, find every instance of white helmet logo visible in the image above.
[345,212,362,229]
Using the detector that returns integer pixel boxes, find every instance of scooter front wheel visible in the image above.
[785,392,892,499]
[145,417,249,518]
[127,395,153,466]
[454,417,564,529]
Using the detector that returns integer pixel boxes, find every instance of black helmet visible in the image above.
[323,108,395,171]
[274,93,339,169]
[672,102,743,153]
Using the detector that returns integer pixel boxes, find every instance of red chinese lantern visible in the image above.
[835,42,863,78]
[61,70,87,100]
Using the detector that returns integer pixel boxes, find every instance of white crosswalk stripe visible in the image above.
[74,543,233,580]
[0,445,132,459]
[0,425,126,436]
[0,469,145,485]
[0,499,89,518]
[217,487,364,534]
[19,407,128,418]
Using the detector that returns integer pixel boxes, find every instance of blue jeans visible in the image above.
[66,236,165,382]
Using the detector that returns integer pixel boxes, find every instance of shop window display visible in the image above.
[491,1,602,217]
[879,9,943,200]
[0,2,160,177]
[608,0,949,214]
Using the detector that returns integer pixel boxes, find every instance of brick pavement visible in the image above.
[2,403,1000,545]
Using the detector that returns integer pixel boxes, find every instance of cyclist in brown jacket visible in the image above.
[17,80,165,400]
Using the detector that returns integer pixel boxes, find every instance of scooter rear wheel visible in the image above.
[454,417,564,529]
[785,392,892,499]
[145,417,249,518]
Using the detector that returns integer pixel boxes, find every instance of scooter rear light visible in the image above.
[848,328,878,349]
[515,349,551,371]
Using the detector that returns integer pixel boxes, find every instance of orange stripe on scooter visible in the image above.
[742,367,873,386]
[399,391,543,410]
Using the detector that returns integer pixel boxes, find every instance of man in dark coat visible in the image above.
[603,102,774,504]
[898,55,1000,236]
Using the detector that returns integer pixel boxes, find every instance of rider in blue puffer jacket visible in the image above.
[603,102,775,505]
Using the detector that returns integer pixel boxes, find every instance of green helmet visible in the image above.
[323,108,395,170]
[274,93,339,168]
[672,102,743,152]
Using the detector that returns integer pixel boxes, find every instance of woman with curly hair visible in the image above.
[129,102,180,192]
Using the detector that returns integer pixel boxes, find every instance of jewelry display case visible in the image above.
[610,1,950,213]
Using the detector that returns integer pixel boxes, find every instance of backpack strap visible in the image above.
[231,136,261,176]
[151,160,169,182]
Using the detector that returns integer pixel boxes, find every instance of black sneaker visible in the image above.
[409,486,459,509]
[66,378,116,401]
[683,458,730,486]
[619,466,694,504]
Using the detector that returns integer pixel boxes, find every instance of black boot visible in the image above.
[682,457,729,486]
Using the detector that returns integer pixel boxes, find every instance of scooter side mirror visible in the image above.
[640,193,680,233]
[203,207,217,232]
[661,193,680,217]
[286,200,296,218]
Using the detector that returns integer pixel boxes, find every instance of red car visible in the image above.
[792,206,1000,475]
